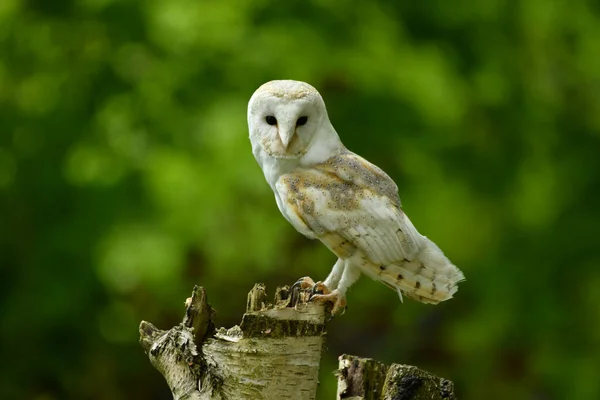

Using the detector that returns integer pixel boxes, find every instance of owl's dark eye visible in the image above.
[296,116,308,126]
[265,116,277,126]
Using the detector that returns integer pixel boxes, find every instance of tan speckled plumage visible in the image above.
[248,80,465,313]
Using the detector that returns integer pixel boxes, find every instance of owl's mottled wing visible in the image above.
[277,151,421,265]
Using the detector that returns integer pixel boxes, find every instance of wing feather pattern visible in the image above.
[276,150,464,304]
[277,151,420,264]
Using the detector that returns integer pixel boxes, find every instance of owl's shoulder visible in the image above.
[276,150,401,211]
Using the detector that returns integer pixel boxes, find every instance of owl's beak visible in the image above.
[278,127,295,150]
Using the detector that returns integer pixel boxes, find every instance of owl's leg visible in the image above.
[323,258,345,290]
[335,262,361,298]
[311,261,361,316]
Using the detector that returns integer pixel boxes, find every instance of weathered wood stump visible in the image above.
[336,354,456,400]
[139,284,456,400]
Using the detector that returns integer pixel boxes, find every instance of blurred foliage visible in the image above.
[1,0,599,399]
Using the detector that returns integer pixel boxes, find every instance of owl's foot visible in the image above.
[292,277,341,314]
[310,289,347,316]
[292,276,316,290]
[311,281,331,295]
[292,277,331,295]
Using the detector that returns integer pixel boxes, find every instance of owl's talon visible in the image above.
[327,305,347,322]
[309,281,331,296]
[292,276,316,290]
[310,289,347,316]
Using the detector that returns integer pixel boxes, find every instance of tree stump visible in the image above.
[336,354,456,400]
[139,284,456,400]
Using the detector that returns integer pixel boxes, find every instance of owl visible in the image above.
[248,80,465,315]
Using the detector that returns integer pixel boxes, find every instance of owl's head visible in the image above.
[248,80,337,161]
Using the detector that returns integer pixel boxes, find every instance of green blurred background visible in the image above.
[2,0,599,399]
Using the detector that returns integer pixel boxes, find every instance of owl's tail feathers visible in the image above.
[379,236,465,304]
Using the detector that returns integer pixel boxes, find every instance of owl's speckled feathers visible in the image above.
[248,80,464,313]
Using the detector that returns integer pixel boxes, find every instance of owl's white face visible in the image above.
[248,80,329,160]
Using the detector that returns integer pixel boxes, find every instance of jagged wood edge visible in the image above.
[139,284,325,400]
[139,285,456,400]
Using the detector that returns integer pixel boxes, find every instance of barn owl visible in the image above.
[247,80,465,315]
